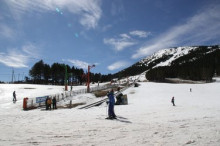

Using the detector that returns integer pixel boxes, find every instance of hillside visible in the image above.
[114,45,220,81]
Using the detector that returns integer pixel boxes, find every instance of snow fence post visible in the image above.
[69,100,72,108]
[23,97,28,110]
[31,99,33,108]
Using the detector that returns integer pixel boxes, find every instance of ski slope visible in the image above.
[0,79,220,146]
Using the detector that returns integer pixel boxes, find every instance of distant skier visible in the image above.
[107,89,116,119]
[13,91,17,102]
[171,96,175,106]
[190,88,192,92]
[52,97,57,109]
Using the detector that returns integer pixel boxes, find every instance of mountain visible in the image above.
[114,45,220,81]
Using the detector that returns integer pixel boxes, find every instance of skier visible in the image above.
[190,88,192,92]
[13,91,17,102]
[52,97,57,109]
[171,96,175,106]
[107,89,116,119]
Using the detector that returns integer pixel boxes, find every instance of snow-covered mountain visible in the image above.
[116,45,220,81]
[139,45,219,69]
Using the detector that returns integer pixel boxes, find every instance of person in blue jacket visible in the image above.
[107,89,116,119]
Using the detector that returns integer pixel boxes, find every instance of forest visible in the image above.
[28,60,113,85]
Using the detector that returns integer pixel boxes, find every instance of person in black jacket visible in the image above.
[13,91,17,102]
[52,97,57,109]
[171,96,175,106]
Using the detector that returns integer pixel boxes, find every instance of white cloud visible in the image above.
[4,0,102,29]
[104,33,137,51]
[104,30,151,51]
[0,51,28,68]
[132,4,220,59]
[130,30,150,38]
[120,33,131,39]
[0,43,38,68]
[102,24,112,32]
[22,43,39,58]
[67,59,89,69]
[108,61,129,71]
[104,38,136,51]
[0,23,14,39]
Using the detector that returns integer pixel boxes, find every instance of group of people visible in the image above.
[45,97,57,110]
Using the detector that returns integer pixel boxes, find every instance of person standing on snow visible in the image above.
[47,98,52,110]
[13,91,17,102]
[171,96,175,106]
[107,89,116,119]
[52,97,57,109]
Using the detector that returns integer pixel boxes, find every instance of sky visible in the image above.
[0,0,220,82]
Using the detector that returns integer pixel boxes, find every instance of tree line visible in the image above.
[28,60,113,85]
[146,46,220,82]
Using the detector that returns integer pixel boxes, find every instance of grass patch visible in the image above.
[94,87,120,97]
[94,90,109,97]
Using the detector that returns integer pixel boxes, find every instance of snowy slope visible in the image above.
[0,79,220,145]
[140,47,195,67]
[138,45,219,69]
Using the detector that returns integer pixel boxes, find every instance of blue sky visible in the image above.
[0,0,220,82]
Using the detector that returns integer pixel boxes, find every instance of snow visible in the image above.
[139,46,196,67]
[139,46,220,70]
[0,79,220,145]
[151,47,196,68]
